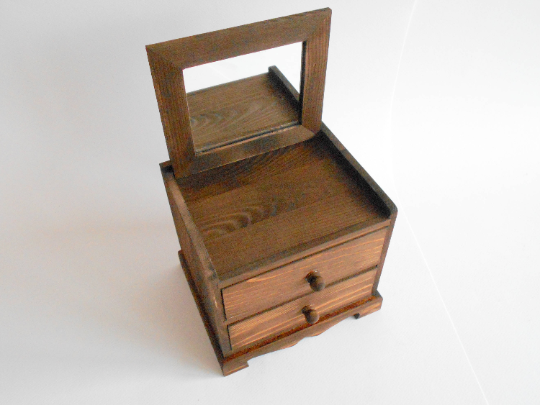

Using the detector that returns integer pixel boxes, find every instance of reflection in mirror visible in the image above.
[183,43,302,153]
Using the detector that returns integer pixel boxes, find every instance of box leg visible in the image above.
[221,358,249,376]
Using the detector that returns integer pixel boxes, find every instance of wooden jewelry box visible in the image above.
[146,8,397,376]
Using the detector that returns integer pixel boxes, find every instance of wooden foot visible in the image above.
[221,358,249,376]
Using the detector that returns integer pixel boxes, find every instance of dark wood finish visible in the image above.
[303,306,319,324]
[300,13,330,132]
[161,164,230,353]
[221,229,386,322]
[205,192,382,277]
[307,271,325,292]
[268,64,398,220]
[147,9,330,69]
[179,136,389,280]
[158,71,396,374]
[187,73,299,152]
[228,268,377,350]
[147,8,331,178]
[178,251,232,373]
[223,291,382,374]
[148,54,194,176]
[189,124,314,174]
[181,249,382,376]
[268,65,398,294]
[151,11,397,376]
[217,219,390,289]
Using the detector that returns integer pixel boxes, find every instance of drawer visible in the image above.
[228,268,377,350]
[222,228,387,321]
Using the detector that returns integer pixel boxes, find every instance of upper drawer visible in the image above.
[222,228,387,321]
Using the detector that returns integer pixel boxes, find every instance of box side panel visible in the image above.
[160,163,231,353]
[268,65,398,293]
[371,216,396,293]
[316,126,397,292]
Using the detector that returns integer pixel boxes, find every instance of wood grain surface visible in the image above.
[222,292,383,374]
[228,268,377,350]
[222,229,386,321]
[152,10,398,375]
[146,8,331,69]
[147,9,331,177]
[189,158,366,240]
[188,124,314,175]
[148,53,195,176]
[188,73,300,152]
[269,65,397,218]
[179,136,388,280]
[268,65,399,295]
[180,249,382,376]
[160,163,230,353]
[177,139,324,202]
[217,219,390,288]
[300,13,330,132]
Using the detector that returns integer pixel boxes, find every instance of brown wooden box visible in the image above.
[146,8,397,376]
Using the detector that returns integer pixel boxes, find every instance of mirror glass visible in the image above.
[183,43,302,152]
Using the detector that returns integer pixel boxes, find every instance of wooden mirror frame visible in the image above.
[146,8,331,178]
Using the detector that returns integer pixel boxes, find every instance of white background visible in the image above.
[1,1,539,404]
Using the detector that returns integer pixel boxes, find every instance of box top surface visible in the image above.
[177,135,390,281]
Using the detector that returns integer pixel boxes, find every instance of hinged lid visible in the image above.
[147,8,331,178]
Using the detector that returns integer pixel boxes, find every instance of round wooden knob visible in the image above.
[303,306,319,324]
[307,271,325,291]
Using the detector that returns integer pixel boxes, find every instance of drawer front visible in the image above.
[228,268,377,350]
[222,228,386,321]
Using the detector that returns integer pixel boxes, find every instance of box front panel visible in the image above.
[222,228,387,321]
[228,268,377,350]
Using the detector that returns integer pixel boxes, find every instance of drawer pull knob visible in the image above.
[307,271,325,291]
[302,306,319,324]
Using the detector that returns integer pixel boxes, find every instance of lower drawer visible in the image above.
[228,268,377,350]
